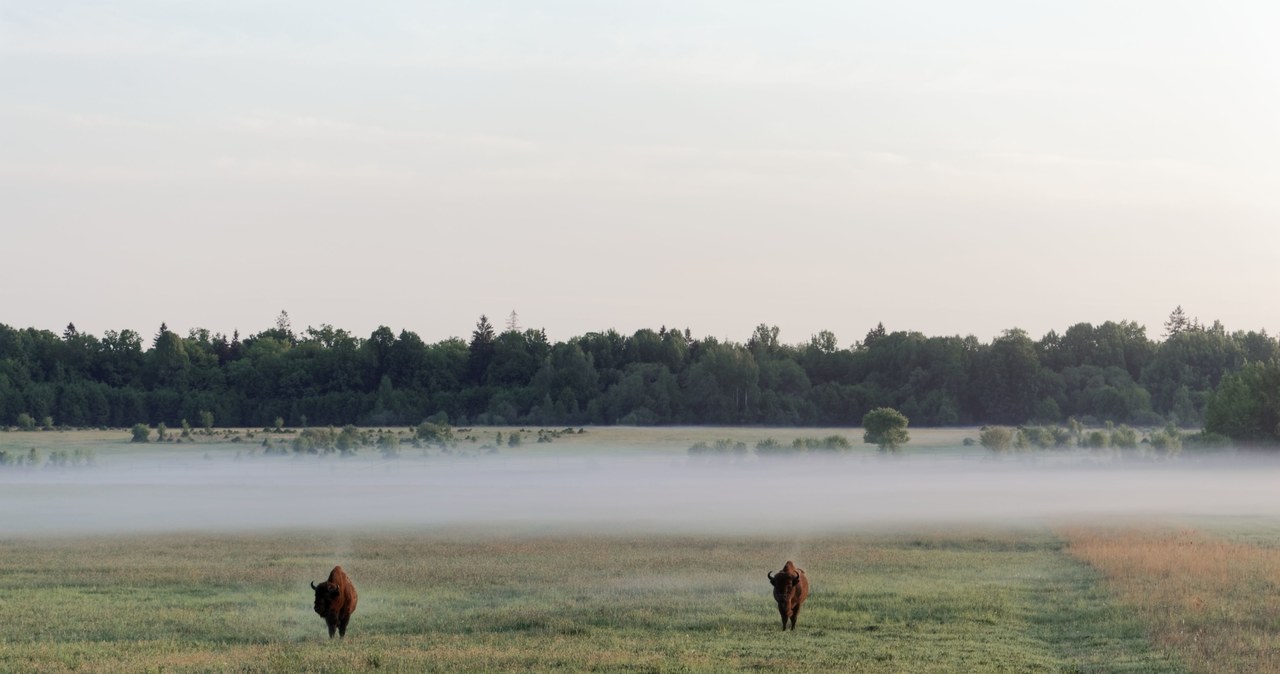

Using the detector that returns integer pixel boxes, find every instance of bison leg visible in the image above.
[338,612,351,638]
[778,606,789,631]
[789,604,801,630]
[326,616,338,639]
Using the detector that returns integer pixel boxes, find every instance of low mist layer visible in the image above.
[3,451,1278,538]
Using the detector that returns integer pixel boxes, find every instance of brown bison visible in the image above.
[311,565,358,638]
[768,560,809,631]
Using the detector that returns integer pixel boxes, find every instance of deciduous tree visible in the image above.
[862,407,909,452]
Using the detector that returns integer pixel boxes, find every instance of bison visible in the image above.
[768,560,809,631]
[311,565,358,638]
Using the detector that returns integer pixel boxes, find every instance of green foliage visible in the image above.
[16,412,36,431]
[129,423,150,443]
[1182,430,1232,451]
[979,426,1013,453]
[1110,425,1138,449]
[753,437,788,455]
[415,421,454,445]
[377,432,399,458]
[1083,430,1111,449]
[1204,360,1280,444]
[507,432,522,447]
[336,425,363,455]
[1148,424,1183,456]
[862,407,910,452]
[291,427,336,454]
[814,435,851,450]
[1015,426,1053,450]
[687,438,747,456]
[0,311,1274,432]
[781,435,852,452]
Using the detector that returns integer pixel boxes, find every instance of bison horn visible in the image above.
[310,581,317,590]
[767,571,775,581]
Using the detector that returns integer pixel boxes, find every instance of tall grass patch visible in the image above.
[1062,525,1280,673]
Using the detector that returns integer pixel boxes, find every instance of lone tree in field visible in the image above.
[862,407,910,452]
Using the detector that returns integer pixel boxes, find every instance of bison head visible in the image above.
[311,580,340,614]
[768,570,800,589]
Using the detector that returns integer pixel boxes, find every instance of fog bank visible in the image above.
[2,452,1278,538]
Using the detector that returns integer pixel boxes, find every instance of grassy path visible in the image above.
[0,529,1183,673]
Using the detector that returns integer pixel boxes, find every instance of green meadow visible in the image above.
[0,529,1186,674]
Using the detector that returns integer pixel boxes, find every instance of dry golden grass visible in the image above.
[1060,525,1280,673]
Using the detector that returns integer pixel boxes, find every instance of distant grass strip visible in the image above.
[1061,526,1280,674]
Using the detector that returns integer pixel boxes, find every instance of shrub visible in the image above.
[292,427,336,454]
[377,433,399,459]
[822,435,851,450]
[1183,430,1231,451]
[416,422,454,445]
[130,424,150,443]
[688,439,747,456]
[1149,424,1183,456]
[979,426,1013,453]
[756,439,796,456]
[16,413,36,431]
[1083,430,1111,449]
[336,425,363,455]
[1111,425,1139,449]
[1016,426,1053,450]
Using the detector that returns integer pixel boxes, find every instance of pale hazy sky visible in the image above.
[3,1,1278,347]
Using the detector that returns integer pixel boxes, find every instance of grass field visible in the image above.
[1,428,1277,672]
[0,529,1189,674]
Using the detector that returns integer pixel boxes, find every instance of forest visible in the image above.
[0,307,1276,442]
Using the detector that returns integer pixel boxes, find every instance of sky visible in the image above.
[3,1,1279,348]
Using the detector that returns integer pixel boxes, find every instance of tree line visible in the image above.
[0,308,1275,442]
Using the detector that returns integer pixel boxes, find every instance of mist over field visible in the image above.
[3,448,1279,538]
